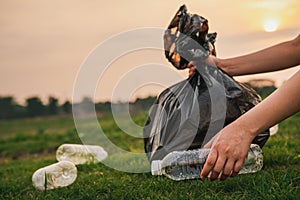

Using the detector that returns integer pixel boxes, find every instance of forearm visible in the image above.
[231,70,300,138]
[217,35,300,76]
[200,35,300,181]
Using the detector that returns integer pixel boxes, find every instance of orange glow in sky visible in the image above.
[0,0,299,103]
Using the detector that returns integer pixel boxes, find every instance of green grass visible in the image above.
[0,112,299,200]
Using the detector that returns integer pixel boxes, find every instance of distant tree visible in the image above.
[47,96,59,115]
[254,86,276,99]
[80,97,94,114]
[26,97,45,117]
[245,80,276,99]
[62,100,72,114]
[129,96,156,114]
[95,101,111,113]
[13,104,27,118]
[73,97,94,115]
[0,96,15,119]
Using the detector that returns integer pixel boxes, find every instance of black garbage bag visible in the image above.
[143,5,270,161]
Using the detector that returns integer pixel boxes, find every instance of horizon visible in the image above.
[0,78,278,106]
[1,0,299,105]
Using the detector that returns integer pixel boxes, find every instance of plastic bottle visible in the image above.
[56,144,108,165]
[270,124,279,136]
[151,144,263,181]
[32,161,77,190]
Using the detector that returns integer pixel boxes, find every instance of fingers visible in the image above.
[198,122,252,181]
[230,159,244,177]
[219,159,235,181]
[200,147,244,181]
[188,67,196,77]
[201,155,236,181]
[200,148,217,180]
[187,61,196,77]
[207,153,227,181]
[187,61,195,68]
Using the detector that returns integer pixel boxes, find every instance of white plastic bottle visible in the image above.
[151,144,263,181]
[32,161,77,190]
[56,144,108,165]
[270,124,279,136]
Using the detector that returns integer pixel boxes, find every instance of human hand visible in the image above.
[187,61,197,77]
[187,56,219,77]
[200,122,254,181]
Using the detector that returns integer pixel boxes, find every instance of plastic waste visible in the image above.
[143,5,270,162]
[32,161,77,190]
[270,124,279,136]
[151,144,263,181]
[56,144,108,165]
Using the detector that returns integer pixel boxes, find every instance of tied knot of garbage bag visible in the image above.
[164,4,217,70]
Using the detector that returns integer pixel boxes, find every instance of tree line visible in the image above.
[0,80,276,120]
[0,96,71,119]
[0,96,156,120]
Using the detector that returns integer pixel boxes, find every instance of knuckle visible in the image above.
[212,168,221,174]
[224,146,231,154]
[222,169,231,176]
[234,163,243,172]
[231,152,240,159]
[213,143,221,149]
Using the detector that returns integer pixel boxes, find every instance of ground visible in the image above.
[0,112,299,199]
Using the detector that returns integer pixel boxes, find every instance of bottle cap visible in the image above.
[151,160,162,175]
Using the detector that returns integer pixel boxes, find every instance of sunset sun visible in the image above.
[262,19,280,32]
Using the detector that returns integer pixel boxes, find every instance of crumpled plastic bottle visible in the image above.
[32,161,77,190]
[56,144,108,165]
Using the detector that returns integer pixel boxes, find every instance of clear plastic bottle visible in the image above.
[270,124,279,136]
[56,144,108,165]
[32,161,77,190]
[151,144,263,181]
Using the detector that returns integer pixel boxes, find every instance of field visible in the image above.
[0,111,299,200]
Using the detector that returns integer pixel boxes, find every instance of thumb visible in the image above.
[203,134,219,148]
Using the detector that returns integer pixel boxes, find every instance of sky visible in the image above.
[0,0,299,104]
